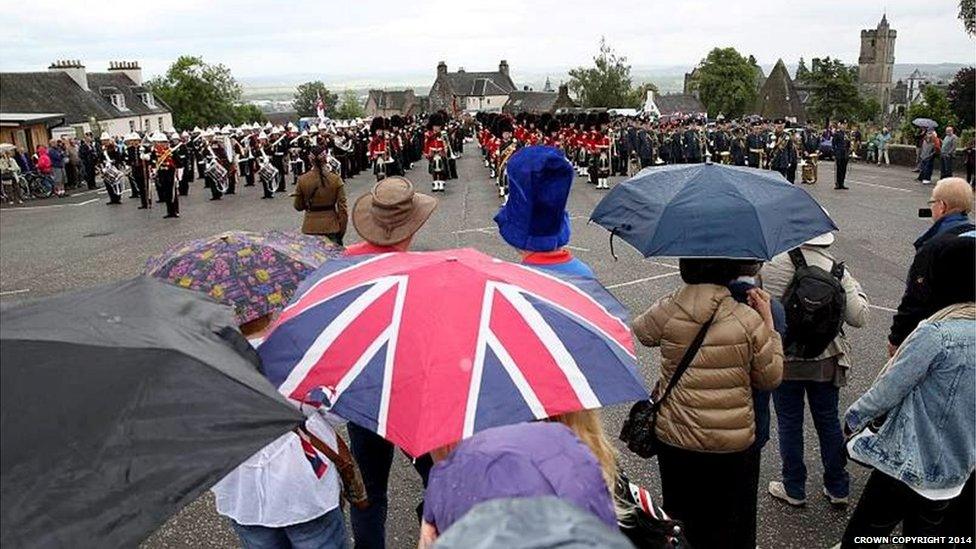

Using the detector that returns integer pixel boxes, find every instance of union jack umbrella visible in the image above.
[258,248,648,457]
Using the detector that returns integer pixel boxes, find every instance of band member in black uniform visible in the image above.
[769,118,798,183]
[99,132,124,205]
[236,128,255,187]
[205,132,229,201]
[746,121,765,168]
[150,132,181,218]
[683,119,704,164]
[832,119,851,190]
[193,127,207,181]
[270,127,288,193]
[256,131,276,199]
[712,119,732,164]
[801,122,820,183]
[731,124,747,166]
[124,132,150,209]
[669,125,684,164]
[170,133,190,196]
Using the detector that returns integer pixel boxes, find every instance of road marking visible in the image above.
[850,181,914,193]
[453,227,495,235]
[3,198,102,210]
[606,271,680,289]
[76,198,99,206]
[0,289,30,296]
[869,304,897,313]
[643,260,679,269]
[565,245,590,252]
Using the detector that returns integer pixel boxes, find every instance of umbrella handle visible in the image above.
[609,227,619,262]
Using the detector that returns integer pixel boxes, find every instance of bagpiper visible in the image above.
[423,112,449,192]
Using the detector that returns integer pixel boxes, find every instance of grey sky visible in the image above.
[2,0,972,82]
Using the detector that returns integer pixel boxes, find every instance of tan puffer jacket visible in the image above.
[632,284,783,453]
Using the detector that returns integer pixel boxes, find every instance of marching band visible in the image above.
[86,109,829,219]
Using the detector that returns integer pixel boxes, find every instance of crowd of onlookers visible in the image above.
[0,133,105,204]
[200,140,976,549]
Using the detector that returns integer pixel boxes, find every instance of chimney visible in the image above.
[108,60,143,85]
[499,60,509,77]
[48,59,88,91]
[437,61,447,77]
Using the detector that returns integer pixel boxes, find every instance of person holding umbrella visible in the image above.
[918,130,937,185]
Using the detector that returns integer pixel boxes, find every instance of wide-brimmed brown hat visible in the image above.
[352,177,437,246]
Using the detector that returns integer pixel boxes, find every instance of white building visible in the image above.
[0,60,173,137]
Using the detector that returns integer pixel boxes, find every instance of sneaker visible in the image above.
[823,487,848,508]
[768,481,806,507]
[921,180,932,185]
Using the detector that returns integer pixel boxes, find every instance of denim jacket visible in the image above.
[846,313,975,490]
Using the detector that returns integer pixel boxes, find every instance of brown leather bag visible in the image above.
[295,424,369,510]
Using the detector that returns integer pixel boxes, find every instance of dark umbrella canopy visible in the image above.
[912,117,938,129]
[590,163,836,260]
[0,277,303,549]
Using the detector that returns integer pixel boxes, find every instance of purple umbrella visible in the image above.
[422,422,616,533]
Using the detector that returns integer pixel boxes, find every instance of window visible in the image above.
[141,93,156,108]
[145,118,152,131]
[129,120,136,132]
[158,117,163,130]
[110,94,128,111]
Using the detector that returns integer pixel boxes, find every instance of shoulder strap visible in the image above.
[652,316,714,414]
[788,248,807,269]
[831,261,845,280]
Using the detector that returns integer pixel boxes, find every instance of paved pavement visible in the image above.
[0,150,937,549]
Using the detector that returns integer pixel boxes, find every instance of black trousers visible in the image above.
[158,170,179,216]
[835,158,849,188]
[786,163,797,183]
[132,174,149,208]
[206,175,223,200]
[657,442,757,549]
[104,179,122,204]
[841,470,965,548]
[272,157,286,192]
[83,161,97,189]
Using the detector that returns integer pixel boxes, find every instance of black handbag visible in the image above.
[620,317,714,458]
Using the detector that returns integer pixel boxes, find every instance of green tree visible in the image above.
[961,0,975,35]
[900,85,958,139]
[146,56,243,130]
[568,38,640,108]
[334,90,366,119]
[806,57,863,123]
[947,67,975,129]
[694,48,758,118]
[231,103,266,125]
[858,96,882,122]
[795,57,810,84]
[293,81,338,118]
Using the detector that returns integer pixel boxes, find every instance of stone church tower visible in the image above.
[858,14,897,113]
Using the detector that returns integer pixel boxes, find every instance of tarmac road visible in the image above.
[0,149,936,548]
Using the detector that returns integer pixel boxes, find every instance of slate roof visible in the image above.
[754,59,807,123]
[444,71,516,96]
[504,91,557,113]
[368,90,415,111]
[654,93,705,115]
[0,71,170,125]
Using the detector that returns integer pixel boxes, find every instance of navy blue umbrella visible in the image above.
[590,163,836,260]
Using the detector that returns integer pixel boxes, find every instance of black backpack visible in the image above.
[782,248,846,358]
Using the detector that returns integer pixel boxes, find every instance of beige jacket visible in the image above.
[293,168,348,236]
[761,245,870,368]
[632,284,783,453]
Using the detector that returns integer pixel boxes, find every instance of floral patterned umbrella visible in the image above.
[145,230,341,325]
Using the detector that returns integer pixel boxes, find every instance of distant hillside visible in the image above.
[240,62,971,102]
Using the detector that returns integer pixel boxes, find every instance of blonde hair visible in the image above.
[552,409,618,490]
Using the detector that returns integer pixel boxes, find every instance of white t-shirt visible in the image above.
[212,337,343,527]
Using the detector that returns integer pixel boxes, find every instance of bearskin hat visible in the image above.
[538,112,552,128]
[597,111,611,126]
[427,112,445,130]
[370,117,387,134]
[389,115,403,129]
[525,113,538,127]
[546,118,561,136]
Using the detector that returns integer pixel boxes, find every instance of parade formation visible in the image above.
[79,108,869,219]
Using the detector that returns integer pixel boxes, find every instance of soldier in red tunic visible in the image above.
[369,117,391,181]
[423,112,448,192]
[593,112,613,189]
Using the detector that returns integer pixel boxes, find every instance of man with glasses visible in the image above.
[888,177,975,357]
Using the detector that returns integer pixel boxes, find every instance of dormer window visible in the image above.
[110,93,128,111]
[140,93,156,108]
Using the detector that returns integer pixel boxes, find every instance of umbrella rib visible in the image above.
[462,282,498,438]
[376,276,408,439]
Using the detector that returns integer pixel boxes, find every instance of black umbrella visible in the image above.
[0,277,303,549]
